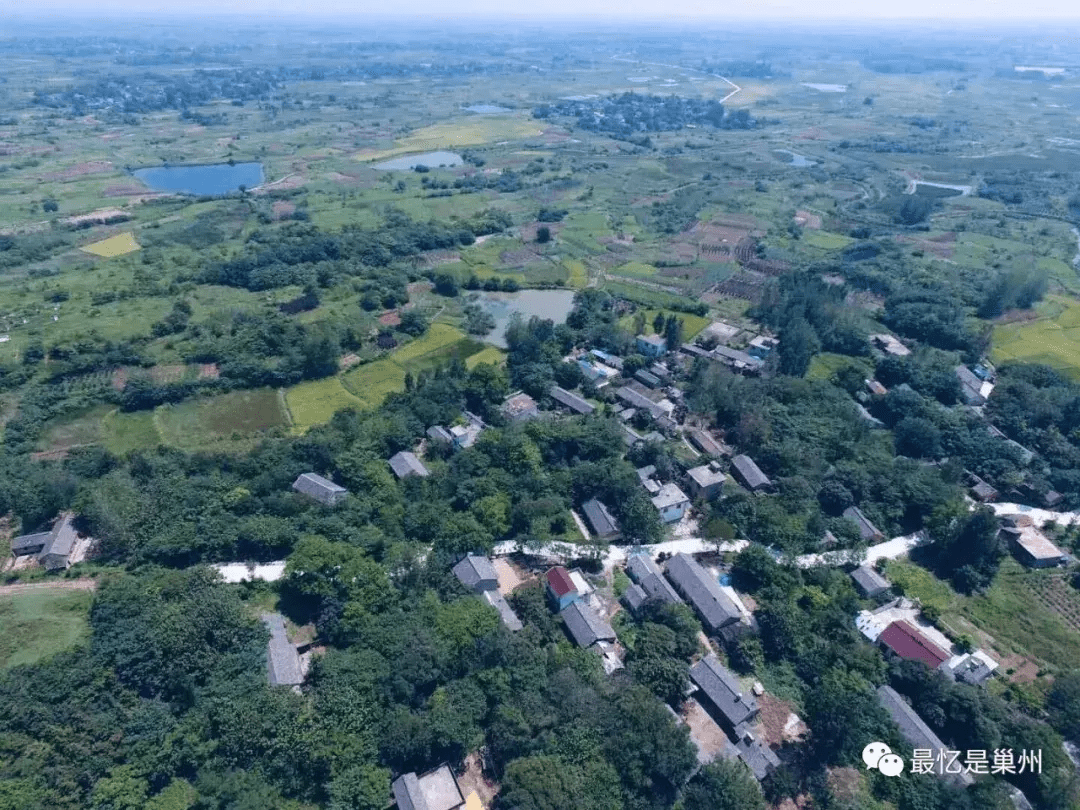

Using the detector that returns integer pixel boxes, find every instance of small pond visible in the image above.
[773,149,815,168]
[374,151,463,171]
[132,162,264,195]
[801,82,848,93]
[469,288,576,349]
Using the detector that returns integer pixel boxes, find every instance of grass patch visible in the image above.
[807,352,873,381]
[79,231,141,257]
[153,388,287,448]
[802,230,854,250]
[101,409,162,455]
[991,294,1080,380]
[285,376,364,431]
[884,559,959,613]
[0,590,93,670]
[611,261,658,279]
[619,308,711,341]
[388,323,468,364]
[341,357,409,407]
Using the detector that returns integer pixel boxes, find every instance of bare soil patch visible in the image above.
[758,693,807,747]
[272,201,296,220]
[111,367,129,391]
[378,311,402,327]
[197,363,220,380]
[41,161,113,181]
[150,365,187,385]
[65,208,129,228]
[896,231,956,260]
[457,752,499,807]
[493,558,525,595]
[423,249,461,267]
[682,697,735,763]
[0,579,97,596]
[339,353,361,370]
[104,183,151,197]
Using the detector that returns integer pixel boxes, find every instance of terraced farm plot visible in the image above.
[563,259,589,289]
[611,261,658,279]
[389,323,469,365]
[0,590,93,671]
[356,116,544,162]
[466,346,507,369]
[79,231,141,257]
[991,295,1080,379]
[286,376,363,431]
[342,358,410,408]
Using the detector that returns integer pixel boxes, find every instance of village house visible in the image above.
[850,564,891,598]
[865,379,888,396]
[12,513,84,571]
[427,425,455,445]
[623,552,683,614]
[291,472,348,506]
[966,472,999,503]
[730,454,771,493]
[549,385,595,415]
[690,654,759,733]
[388,451,430,479]
[686,427,727,457]
[1000,516,1068,568]
[685,462,725,500]
[560,600,617,649]
[843,506,884,542]
[945,650,998,687]
[615,385,667,420]
[452,554,498,593]
[651,483,690,523]
[545,565,579,610]
[870,334,911,356]
[956,365,992,406]
[636,333,667,357]
[392,764,468,810]
[664,553,741,633]
[877,686,973,787]
[590,348,623,369]
[501,391,539,422]
[261,612,304,690]
[581,498,620,540]
[634,369,662,389]
[877,619,951,671]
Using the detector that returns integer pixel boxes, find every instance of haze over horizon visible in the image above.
[10,0,1080,22]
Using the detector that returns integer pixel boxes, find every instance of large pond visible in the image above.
[132,162,264,195]
[469,288,576,349]
[374,151,463,171]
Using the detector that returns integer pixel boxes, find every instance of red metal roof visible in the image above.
[546,566,577,598]
[879,620,949,669]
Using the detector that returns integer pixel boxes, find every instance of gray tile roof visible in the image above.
[615,386,665,418]
[731,455,770,491]
[392,772,426,810]
[712,345,764,370]
[11,530,51,555]
[582,498,619,538]
[687,464,726,491]
[635,369,662,388]
[560,600,616,648]
[482,589,524,631]
[955,365,987,405]
[388,451,429,479]
[623,583,649,612]
[877,685,973,786]
[262,612,303,687]
[687,428,724,456]
[292,472,348,505]
[843,506,882,541]
[735,735,780,781]
[626,553,682,607]
[549,385,595,414]
[665,553,740,631]
[851,564,890,597]
[690,654,759,729]
[39,514,80,570]
[427,425,454,444]
[502,392,539,421]
[651,483,689,511]
[452,555,498,592]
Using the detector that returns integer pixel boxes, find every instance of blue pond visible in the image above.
[132,162,264,195]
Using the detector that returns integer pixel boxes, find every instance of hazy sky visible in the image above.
[11,0,1080,21]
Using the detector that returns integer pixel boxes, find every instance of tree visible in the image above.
[893,416,942,459]
[1048,670,1080,742]
[536,225,552,244]
[42,199,59,213]
[653,312,666,334]
[682,761,766,810]
[777,317,820,377]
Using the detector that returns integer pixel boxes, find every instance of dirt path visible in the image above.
[0,578,97,596]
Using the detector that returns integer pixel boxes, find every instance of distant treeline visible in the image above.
[861,55,967,74]
[698,60,788,78]
[534,93,758,141]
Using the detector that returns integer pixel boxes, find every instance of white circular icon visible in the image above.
[878,753,905,777]
[862,741,892,769]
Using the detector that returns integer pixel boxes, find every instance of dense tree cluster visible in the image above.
[533,93,757,139]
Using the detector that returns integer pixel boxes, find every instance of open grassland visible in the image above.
[355,116,544,162]
[79,231,141,257]
[619,308,711,341]
[991,294,1080,379]
[153,388,287,447]
[0,590,92,670]
[563,259,589,290]
[801,230,854,250]
[886,558,1080,672]
[807,352,873,382]
[342,358,409,408]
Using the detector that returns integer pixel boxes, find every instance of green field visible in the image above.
[79,231,141,257]
[807,352,873,381]
[354,116,543,162]
[0,589,93,670]
[802,230,854,250]
[466,346,507,369]
[285,376,363,432]
[991,295,1080,379]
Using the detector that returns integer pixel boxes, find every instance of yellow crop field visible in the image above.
[619,309,711,341]
[80,231,141,257]
[991,295,1080,380]
[356,117,544,162]
[466,346,506,369]
[563,259,589,289]
[388,323,466,364]
[285,377,363,432]
[342,358,409,407]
